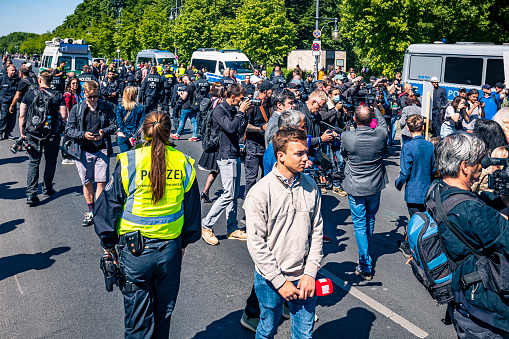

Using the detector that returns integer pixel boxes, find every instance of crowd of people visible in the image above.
[2,53,509,338]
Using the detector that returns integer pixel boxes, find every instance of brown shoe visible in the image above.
[227,229,247,241]
[333,186,347,197]
[321,187,327,194]
[202,227,219,245]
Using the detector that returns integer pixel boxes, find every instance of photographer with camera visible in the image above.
[429,134,509,337]
[264,88,296,146]
[171,75,198,141]
[18,68,67,205]
[93,111,201,338]
[244,80,272,197]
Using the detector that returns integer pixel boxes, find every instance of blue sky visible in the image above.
[1,0,83,37]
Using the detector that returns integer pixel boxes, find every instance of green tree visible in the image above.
[87,18,116,58]
[137,0,172,51]
[232,0,296,65]
[114,9,141,61]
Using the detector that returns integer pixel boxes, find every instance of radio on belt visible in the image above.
[315,278,333,296]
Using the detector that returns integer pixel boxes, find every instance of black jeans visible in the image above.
[119,236,182,339]
[0,102,16,135]
[407,203,425,218]
[244,152,264,198]
[26,134,60,197]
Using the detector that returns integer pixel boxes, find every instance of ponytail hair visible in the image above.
[142,111,172,204]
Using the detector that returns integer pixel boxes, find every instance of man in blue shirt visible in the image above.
[479,84,498,120]
[395,114,435,256]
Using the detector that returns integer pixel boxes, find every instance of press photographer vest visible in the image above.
[117,145,195,239]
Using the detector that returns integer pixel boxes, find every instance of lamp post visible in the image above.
[169,0,184,58]
[314,0,339,80]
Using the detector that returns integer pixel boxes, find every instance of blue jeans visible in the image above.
[441,123,457,137]
[254,271,316,339]
[348,191,381,273]
[387,114,398,145]
[176,108,198,137]
[117,135,132,153]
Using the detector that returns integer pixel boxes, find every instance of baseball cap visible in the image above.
[258,80,273,92]
[482,84,491,90]
[306,73,312,78]
[197,70,204,76]
[334,74,345,81]
[287,82,301,89]
[496,82,504,89]
[25,62,32,68]
[369,76,376,81]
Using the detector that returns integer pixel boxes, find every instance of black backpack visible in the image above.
[201,98,220,152]
[22,78,39,94]
[25,88,55,139]
[135,68,143,83]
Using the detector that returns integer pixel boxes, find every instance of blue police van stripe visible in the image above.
[406,81,477,101]
[121,202,184,225]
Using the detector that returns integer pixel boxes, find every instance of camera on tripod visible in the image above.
[482,154,509,195]
[10,137,32,154]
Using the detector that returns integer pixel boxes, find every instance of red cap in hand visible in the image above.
[315,278,333,296]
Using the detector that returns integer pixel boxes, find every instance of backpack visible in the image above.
[22,78,39,94]
[201,98,220,152]
[135,68,142,83]
[24,88,56,139]
[191,81,209,112]
[492,93,501,111]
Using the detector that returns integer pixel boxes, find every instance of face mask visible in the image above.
[332,95,340,103]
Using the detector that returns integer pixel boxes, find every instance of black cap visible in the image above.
[496,82,504,89]
[258,80,273,92]
[287,82,301,89]
[197,70,204,76]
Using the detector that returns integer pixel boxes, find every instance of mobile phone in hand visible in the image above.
[93,132,100,137]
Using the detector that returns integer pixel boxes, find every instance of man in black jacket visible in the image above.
[431,77,448,137]
[140,66,163,114]
[19,69,67,205]
[433,133,509,336]
[66,80,117,227]
[201,83,251,246]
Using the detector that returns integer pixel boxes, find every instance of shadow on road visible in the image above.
[35,185,82,206]
[191,309,255,339]
[313,307,376,338]
[0,181,26,200]
[0,154,28,166]
[0,246,71,281]
[321,261,383,287]
[0,218,24,235]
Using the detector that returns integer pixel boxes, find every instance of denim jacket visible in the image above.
[116,103,145,138]
[395,135,435,204]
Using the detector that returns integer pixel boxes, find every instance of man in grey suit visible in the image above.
[341,105,389,280]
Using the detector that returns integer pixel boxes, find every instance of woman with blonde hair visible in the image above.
[493,107,509,143]
[116,86,145,152]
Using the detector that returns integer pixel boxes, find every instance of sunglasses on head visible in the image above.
[87,95,98,99]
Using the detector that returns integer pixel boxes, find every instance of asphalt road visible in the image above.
[0,58,457,338]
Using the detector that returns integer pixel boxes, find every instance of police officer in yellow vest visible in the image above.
[94,110,201,338]
[177,64,185,76]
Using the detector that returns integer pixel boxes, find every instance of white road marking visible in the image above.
[13,275,24,295]
[319,268,429,338]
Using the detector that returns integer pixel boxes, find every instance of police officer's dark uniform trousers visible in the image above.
[140,74,162,114]
[170,82,186,130]
[160,71,175,114]
[0,72,19,138]
[93,144,201,338]
[192,76,210,132]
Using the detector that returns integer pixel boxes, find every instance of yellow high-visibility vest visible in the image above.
[117,145,195,239]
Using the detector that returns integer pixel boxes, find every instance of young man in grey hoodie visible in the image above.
[246,127,323,339]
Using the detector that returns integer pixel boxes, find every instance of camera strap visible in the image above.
[260,106,268,123]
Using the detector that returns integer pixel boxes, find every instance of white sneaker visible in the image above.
[82,212,94,227]
[62,159,76,165]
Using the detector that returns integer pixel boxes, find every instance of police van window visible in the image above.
[191,59,217,73]
[43,56,53,68]
[137,57,153,66]
[218,62,225,73]
[58,56,72,70]
[485,58,504,88]
[157,58,177,67]
[444,57,483,86]
[409,55,442,81]
[75,57,88,72]
[225,61,253,73]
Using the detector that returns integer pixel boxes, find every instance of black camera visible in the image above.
[320,121,343,142]
[482,155,509,195]
[10,137,31,154]
[244,97,261,106]
[100,254,121,292]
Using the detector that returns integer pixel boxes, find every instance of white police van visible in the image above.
[39,38,92,76]
[135,50,178,75]
[190,48,254,83]
[402,42,509,100]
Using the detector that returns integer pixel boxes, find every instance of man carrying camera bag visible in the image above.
[18,68,67,206]
[65,80,117,227]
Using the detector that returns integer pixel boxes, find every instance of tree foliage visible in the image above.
[232,0,296,65]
